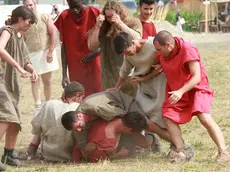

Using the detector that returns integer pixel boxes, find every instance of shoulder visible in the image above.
[0,26,13,35]
[128,17,142,28]
[59,9,71,18]
[88,6,101,15]
[40,13,52,23]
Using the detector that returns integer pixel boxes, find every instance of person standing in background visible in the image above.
[54,0,102,96]
[23,0,59,108]
[138,0,157,39]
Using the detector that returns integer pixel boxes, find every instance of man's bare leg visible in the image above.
[197,113,230,162]
[41,72,52,101]
[163,117,187,163]
[31,77,41,107]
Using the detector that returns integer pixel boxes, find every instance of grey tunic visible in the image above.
[0,26,31,129]
[120,37,166,128]
[99,18,142,96]
[77,90,146,121]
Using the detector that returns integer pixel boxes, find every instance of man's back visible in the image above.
[77,90,136,121]
[32,100,79,162]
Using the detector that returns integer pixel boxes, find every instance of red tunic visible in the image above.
[158,37,214,124]
[72,120,117,163]
[141,21,157,39]
[54,7,101,96]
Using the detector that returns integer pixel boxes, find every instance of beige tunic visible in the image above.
[24,13,50,53]
[120,37,166,128]
[32,100,79,162]
[99,18,142,95]
[0,26,31,129]
[77,90,145,121]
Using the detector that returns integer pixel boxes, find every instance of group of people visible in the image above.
[0,0,229,171]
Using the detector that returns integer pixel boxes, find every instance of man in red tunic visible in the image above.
[138,0,157,39]
[54,0,101,96]
[71,112,153,162]
[153,30,230,163]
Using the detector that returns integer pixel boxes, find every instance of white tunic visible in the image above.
[31,100,79,162]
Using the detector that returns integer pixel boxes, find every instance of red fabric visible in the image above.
[55,7,102,96]
[158,37,214,124]
[141,21,157,39]
[87,120,118,162]
[72,146,81,163]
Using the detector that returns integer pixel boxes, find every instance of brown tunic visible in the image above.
[77,90,146,121]
[0,26,31,129]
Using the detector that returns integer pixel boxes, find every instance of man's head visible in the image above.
[122,112,147,132]
[64,82,85,103]
[61,111,86,131]
[66,0,84,16]
[23,0,36,13]
[113,32,138,56]
[139,0,156,21]
[153,30,175,57]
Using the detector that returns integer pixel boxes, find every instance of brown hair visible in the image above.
[9,6,37,25]
[99,0,138,39]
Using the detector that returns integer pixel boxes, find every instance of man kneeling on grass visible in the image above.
[15,82,84,162]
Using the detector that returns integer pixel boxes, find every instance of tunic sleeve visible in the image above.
[119,57,134,78]
[182,45,200,72]
[41,13,51,24]
[54,12,65,42]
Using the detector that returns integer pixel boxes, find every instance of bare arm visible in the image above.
[169,60,201,104]
[61,43,69,88]
[114,76,126,90]
[118,22,141,39]
[113,57,134,90]
[179,60,201,94]
[88,25,101,51]
[46,17,57,62]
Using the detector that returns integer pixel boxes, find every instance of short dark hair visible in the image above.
[10,6,37,25]
[61,111,77,130]
[139,0,156,6]
[113,32,134,55]
[153,30,175,46]
[122,112,147,132]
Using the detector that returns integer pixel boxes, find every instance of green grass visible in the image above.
[1,45,230,171]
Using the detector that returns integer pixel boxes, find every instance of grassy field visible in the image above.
[1,44,230,172]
